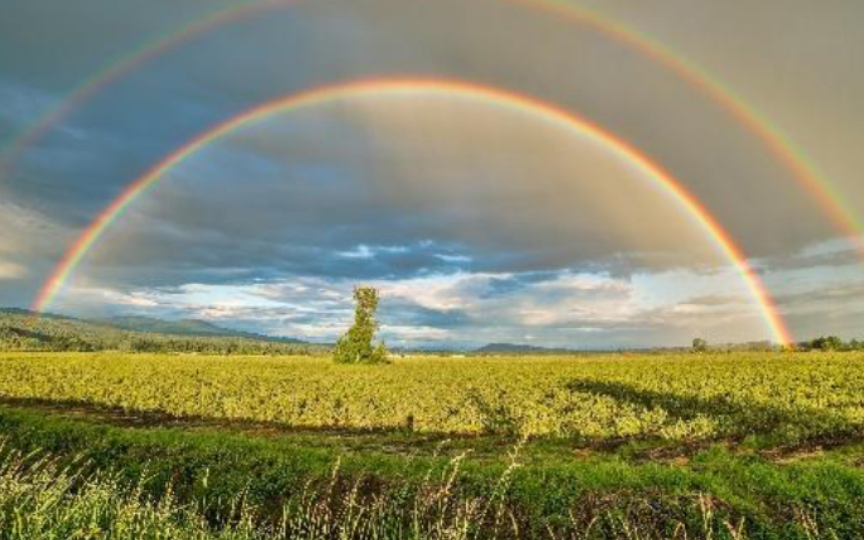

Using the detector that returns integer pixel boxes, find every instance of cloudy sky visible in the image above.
[0,0,861,348]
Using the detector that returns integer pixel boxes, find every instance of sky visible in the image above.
[0,0,861,348]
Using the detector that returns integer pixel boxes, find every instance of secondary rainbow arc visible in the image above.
[30,77,793,345]
[0,0,859,245]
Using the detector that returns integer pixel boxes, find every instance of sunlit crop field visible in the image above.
[0,352,861,441]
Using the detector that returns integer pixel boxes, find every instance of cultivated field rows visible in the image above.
[1,352,860,441]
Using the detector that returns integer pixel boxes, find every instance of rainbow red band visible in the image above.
[31,78,793,345]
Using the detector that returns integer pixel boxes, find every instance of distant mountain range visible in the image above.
[100,315,304,343]
[473,342,575,354]
[0,307,74,320]
[0,308,305,345]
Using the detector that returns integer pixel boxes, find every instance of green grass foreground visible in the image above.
[0,406,860,539]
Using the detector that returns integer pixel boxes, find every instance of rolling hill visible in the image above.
[101,315,304,343]
[473,342,575,354]
[0,308,317,354]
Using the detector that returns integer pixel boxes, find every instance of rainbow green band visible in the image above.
[1,0,860,245]
[31,78,793,345]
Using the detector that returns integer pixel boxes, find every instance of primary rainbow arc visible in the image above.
[31,77,793,345]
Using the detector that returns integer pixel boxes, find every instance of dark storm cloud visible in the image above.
[677,294,746,307]
[380,300,471,330]
[0,0,245,89]
[0,72,251,224]
[773,282,864,340]
[774,283,864,309]
[756,240,863,272]
[70,94,737,293]
[480,272,561,298]
[2,0,858,252]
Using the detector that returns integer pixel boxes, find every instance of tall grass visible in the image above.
[0,444,846,540]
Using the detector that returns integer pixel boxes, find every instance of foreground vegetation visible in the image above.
[0,350,860,538]
[0,407,860,540]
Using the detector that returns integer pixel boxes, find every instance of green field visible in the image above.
[2,352,861,440]
[0,351,861,539]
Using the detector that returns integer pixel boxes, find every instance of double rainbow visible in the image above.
[0,0,860,241]
[30,78,793,345]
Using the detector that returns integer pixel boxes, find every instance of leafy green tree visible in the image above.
[797,335,847,352]
[333,286,388,364]
[821,336,843,351]
[691,337,708,353]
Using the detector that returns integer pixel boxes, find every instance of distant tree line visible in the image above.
[0,312,327,355]
[794,335,863,352]
[691,335,863,353]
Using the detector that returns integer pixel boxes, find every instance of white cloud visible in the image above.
[48,263,784,347]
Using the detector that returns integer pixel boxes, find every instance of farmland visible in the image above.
[0,351,861,539]
[1,352,860,441]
